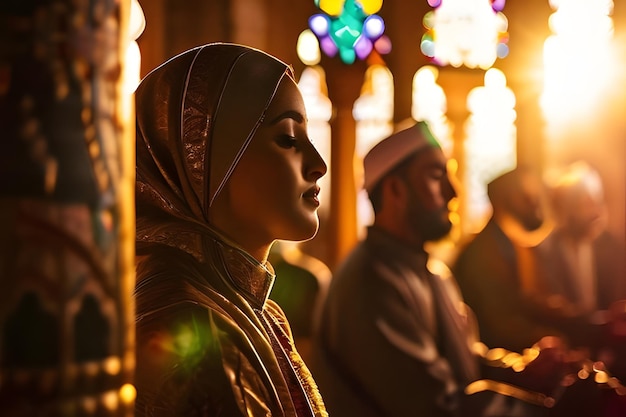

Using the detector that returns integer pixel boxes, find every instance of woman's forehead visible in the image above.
[264,77,306,123]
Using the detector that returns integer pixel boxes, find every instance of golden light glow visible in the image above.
[103,356,122,375]
[122,0,145,103]
[541,0,615,138]
[129,0,146,40]
[119,383,137,404]
[512,362,525,372]
[595,371,609,384]
[485,347,507,361]
[472,341,489,356]
[123,41,141,95]
[502,352,522,367]
[102,390,119,411]
[525,347,540,362]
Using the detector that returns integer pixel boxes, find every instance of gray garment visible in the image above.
[537,229,626,313]
[310,226,479,417]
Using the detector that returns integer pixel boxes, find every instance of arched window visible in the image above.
[411,65,453,156]
[353,64,394,236]
[541,0,615,139]
[421,0,509,69]
[464,68,517,233]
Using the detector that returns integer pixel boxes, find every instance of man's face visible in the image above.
[508,173,545,232]
[562,187,605,238]
[401,147,457,243]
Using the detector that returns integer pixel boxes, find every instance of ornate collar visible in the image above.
[215,239,276,311]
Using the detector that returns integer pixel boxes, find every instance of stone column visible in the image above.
[318,56,368,270]
[0,0,136,415]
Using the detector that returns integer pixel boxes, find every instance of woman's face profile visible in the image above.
[211,76,327,248]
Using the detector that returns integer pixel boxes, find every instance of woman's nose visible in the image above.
[305,142,327,181]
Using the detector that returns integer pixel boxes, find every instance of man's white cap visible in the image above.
[363,121,441,193]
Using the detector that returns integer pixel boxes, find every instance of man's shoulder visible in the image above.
[453,232,485,262]
[333,241,378,276]
[456,222,506,256]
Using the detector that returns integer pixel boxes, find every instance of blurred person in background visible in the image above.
[454,162,625,417]
[539,161,626,326]
[538,161,626,379]
[452,166,558,354]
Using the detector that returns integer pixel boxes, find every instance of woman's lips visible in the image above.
[303,186,320,207]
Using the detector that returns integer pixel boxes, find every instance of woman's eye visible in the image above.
[277,135,298,149]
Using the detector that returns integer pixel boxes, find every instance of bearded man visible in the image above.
[310,121,480,417]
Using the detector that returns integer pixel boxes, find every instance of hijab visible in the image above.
[135,43,294,262]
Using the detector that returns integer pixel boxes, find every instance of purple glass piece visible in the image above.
[491,0,506,12]
[354,36,373,60]
[309,14,330,37]
[320,36,338,57]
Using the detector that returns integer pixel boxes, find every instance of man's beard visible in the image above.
[406,191,452,243]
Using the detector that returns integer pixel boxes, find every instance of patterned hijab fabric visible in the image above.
[135,42,292,261]
[134,44,327,416]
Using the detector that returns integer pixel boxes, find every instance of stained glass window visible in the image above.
[308,0,391,64]
[421,0,509,69]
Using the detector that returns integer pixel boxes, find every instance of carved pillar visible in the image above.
[0,0,136,415]
[324,57,367,270]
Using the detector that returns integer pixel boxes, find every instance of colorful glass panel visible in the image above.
[308,0,391,64]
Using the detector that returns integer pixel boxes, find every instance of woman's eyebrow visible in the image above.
[268,110,305,125]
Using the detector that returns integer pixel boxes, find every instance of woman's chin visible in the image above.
[281,220,319,243]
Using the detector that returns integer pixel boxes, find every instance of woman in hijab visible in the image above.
[133,43,328,417]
